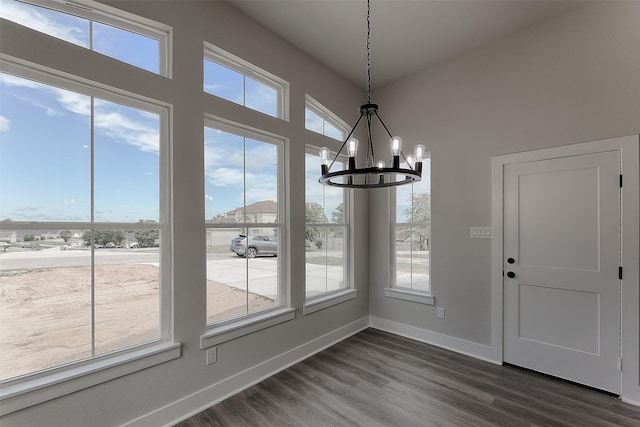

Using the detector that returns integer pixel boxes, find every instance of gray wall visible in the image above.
[0,1,368,426]
[369,2,640,344]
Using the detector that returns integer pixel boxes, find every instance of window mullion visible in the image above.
[243,138,249,315]
[90,97,96,356]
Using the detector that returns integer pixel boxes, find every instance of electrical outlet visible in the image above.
[436,307,445,319]
[206,347,217,365]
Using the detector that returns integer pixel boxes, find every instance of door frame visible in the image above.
[490,135,639,405]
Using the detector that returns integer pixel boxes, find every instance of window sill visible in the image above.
[0,341,181,416]
[303,289,358,315]
[384,287,435,305]
[200,307,296,349]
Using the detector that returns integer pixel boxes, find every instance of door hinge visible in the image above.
[620,174,623,188]
[618,358,623,372]
[619,266,623,280]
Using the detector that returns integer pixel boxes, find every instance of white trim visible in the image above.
[127,316,369,427]
[204,42,289,120]
[202,114,289,328]
[303,147,351,301]
[384,287,434,305]
[200,308,295,349]
[0,54,170,117]
[304,94,349,140]
[303,289,358,315]
[0,342,181,416]
[369,316,499,365]
[391,160,432,294]
[204,114,286,148]
[491,135,640,404]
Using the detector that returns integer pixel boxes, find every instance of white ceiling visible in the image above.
[228,0,586,90]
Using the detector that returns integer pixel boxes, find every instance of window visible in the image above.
[0,60,172,384]
[305,95,345,141]
[204,42,289,119]
[0,0,171,76]
[305,150,350,300]
[203,117,285,326]
[392,156,431,297]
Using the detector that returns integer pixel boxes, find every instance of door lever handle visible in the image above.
[506,271,516,279]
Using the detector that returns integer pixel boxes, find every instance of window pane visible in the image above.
[205,124,281,325]
[323,121,343,141]
[396,225,430,291]
[204,59,243,105]
[245,77,277,117]
[245,138,278,222]
[206,228,278,324]
[94,99,160,222]
[305,153,344,223]
[305,226,345,298]
[0,0,90,48]
[304,108,323,134]
[204,128,244,219]
[395,158,431,292]
[0,229,91,380]
[94,229,160,354]
[0,72,91,221]
[93,22,159,74]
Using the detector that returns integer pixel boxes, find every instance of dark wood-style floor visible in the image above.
[175,328,640,426]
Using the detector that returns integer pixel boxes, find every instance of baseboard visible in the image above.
[369,316,501,365]
[123,316,369,427]
[621,395,640,407]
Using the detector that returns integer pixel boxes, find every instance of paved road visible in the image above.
[0,247,159,270]
[2,248,351,299]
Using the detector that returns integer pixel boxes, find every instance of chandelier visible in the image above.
[319,0,424,189]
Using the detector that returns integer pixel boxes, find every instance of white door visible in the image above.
[503,151,620,393]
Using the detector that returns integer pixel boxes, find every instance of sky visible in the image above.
[204,127,278,219]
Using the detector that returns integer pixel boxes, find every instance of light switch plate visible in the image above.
[470,227,492,238]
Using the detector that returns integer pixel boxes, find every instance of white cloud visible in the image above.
[0,115,10,132]
[55,89,91,116]
[1,69,159,155]
[0,72,89,117]
[94,110,159,155]
[0,0,88,47]
[205,167,244,188]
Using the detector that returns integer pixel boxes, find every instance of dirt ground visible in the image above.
[0,265,273,380]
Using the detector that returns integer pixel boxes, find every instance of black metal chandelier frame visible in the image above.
[319,0,423,189]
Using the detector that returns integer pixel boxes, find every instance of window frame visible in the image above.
[204,42,290,120]
[303,146,353,306]
[305,94,349,140]
[201,114,292,347]
[387,154,434,305]
[2,0,173,77]
[302,96,356,314]
[0,54,178,415]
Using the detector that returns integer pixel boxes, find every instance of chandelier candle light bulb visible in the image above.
[319,146,330,174]
[348,137,359,169]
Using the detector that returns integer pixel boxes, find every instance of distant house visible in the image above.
[212,200,278,225]
[207,200,278,247]
[396,228,429,251]
[0,230,18,243]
